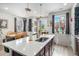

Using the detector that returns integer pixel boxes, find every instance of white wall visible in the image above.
[0,9,16,45]
[49,6,78,53]
[0,9,15,35]
[70,3,77,54]
[49,10,71,47]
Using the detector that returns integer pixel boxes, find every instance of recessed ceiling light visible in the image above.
[4,7,8,10]
[33,11,37,14]
[64,3,67,6]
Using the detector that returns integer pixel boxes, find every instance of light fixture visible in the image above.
[33,11,37,14]
[64,3,67,6]
[4,7,8,10]
[25,3,32,17]
[39,4,42,18]
[37,3,43,18]
[37,4,48,19]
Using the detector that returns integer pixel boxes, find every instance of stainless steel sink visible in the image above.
[35,37,48,42]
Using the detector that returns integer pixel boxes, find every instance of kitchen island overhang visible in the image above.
[2,34,55,56]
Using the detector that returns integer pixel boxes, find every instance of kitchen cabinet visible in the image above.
[45,42,50,56]
[37,38,53,56]
[36,48,45,56]
[49,39,53,56]
[12,50,23,56]
[3,35,55,56]
[12,39,53,56]
[75,37,79,55]
[3,37,15,53]
[45,38,53,56]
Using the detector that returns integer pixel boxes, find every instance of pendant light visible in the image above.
[25,3,31,17]
[39,3,42,18]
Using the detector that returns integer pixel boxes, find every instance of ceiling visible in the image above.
[0,3,74,17]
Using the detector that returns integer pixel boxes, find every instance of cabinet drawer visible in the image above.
[76,43,79,46]
[76,39,79,43]
[76,41,79,44]
[75,38,79,55]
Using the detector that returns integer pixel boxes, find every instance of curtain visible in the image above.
[28,19,32,32]
[66,13,70,34]
[23,18,27,32]
[15,17,24,32]
[52,15,54,33]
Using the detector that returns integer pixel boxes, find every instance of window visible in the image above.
[54,15,66,34]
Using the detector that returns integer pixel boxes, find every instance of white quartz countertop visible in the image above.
[2,34,55,56]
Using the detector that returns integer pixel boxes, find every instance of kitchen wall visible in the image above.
[0,9,26,35]
[0,9,15,35]
[70,3,77,54]
[0,9,16,45]
[49,9,71,47]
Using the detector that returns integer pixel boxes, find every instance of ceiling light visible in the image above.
[64,3,67,6]
[4,7,8,10]
[25,8,31,12]
[33,11,37,14]
[25,3,32,17]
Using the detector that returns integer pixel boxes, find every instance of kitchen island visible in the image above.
[2,34,55,56]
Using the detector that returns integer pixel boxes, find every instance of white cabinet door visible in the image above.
[0,39,2,45]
